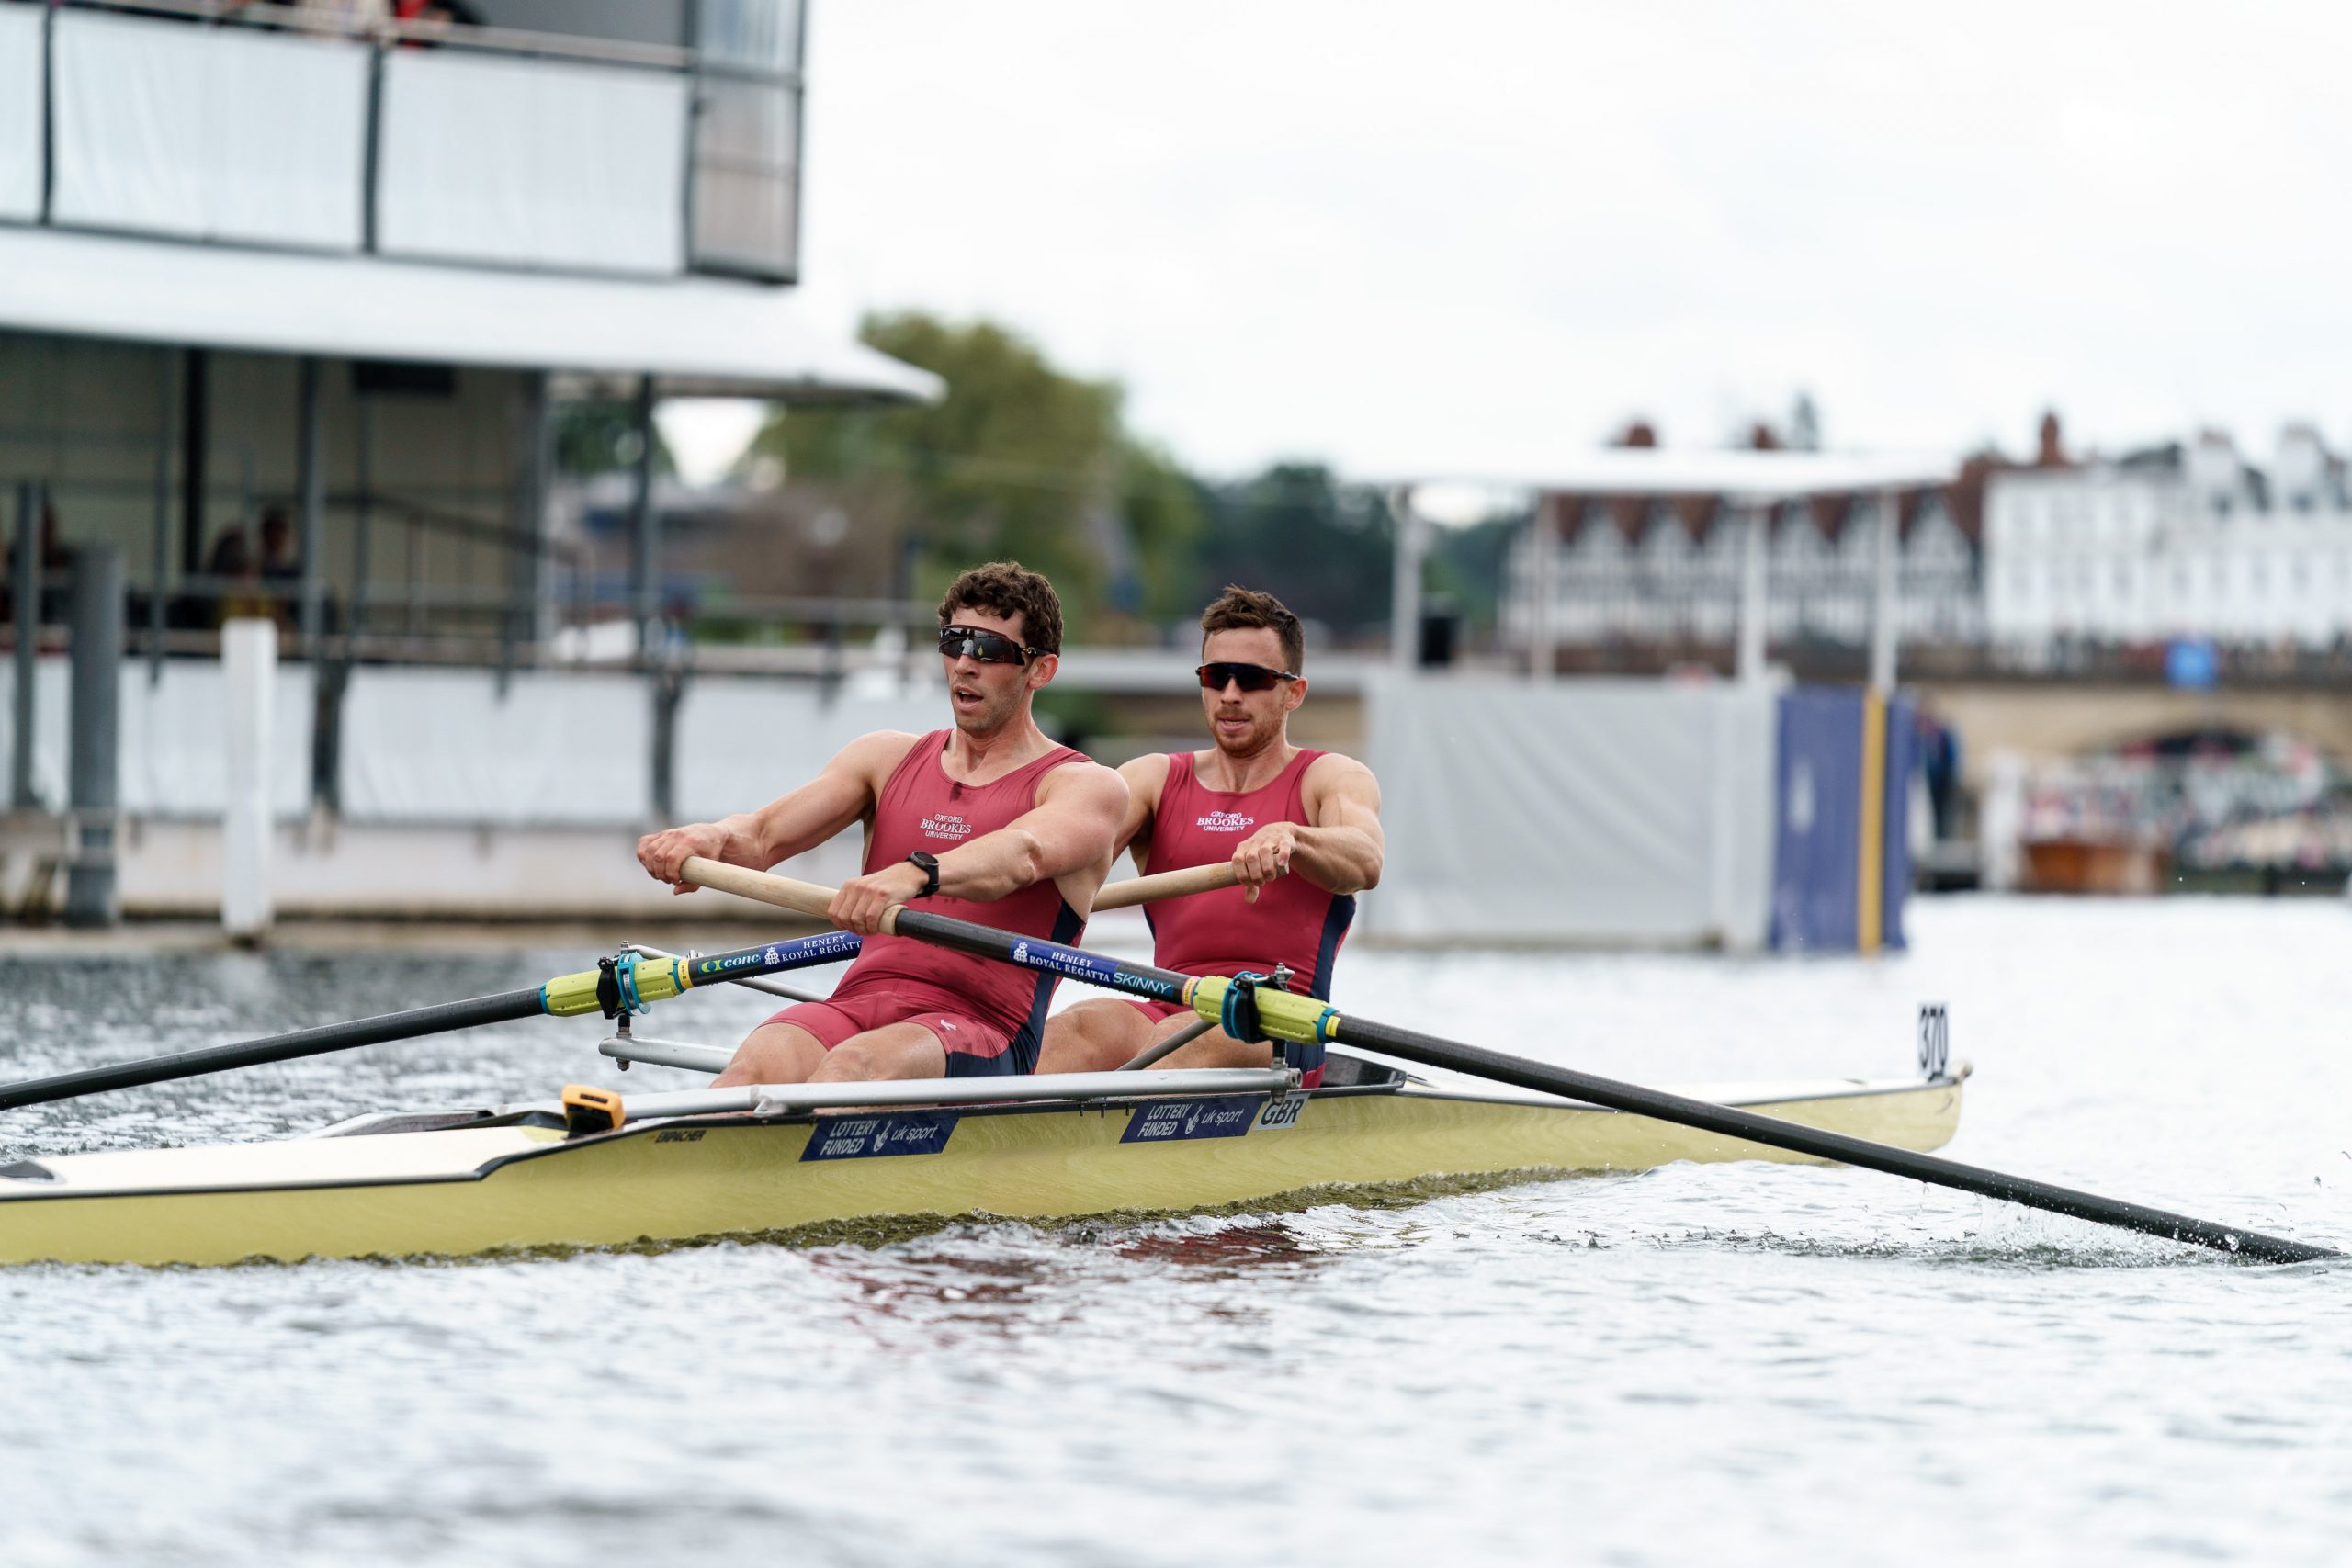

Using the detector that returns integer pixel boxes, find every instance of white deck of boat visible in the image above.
[0,1125,565,1197]
[0,1075,1935,1200]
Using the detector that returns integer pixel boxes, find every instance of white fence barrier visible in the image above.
[1366,675,1778,950]
[339,666,651,826]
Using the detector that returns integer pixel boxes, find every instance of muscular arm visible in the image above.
[828,759,1130,933]
[636,731,914,889]
[1230,753,1385,897]
[942,760,1129,900]
[1112,752,1171,873]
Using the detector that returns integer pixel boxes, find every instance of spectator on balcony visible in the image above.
[290,0,391,39]
[390,0,465,45]
[203,527,284,632]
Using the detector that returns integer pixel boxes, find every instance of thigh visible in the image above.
[1035,997,1159,1074]
[1154,1019,1326,1088]
[809,1020,953,1083]
[712,1019,829,1088]
[1153,1018,1270,1071]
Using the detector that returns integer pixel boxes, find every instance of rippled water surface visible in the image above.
[2,897,2347,1566]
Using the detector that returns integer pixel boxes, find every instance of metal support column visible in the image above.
[149,348,175,685]
[64,547,121,928]
[1528,495,1557,680]
[1869,489,1900,694]
[629,376,660,661]
[179,349,209,578]
[347,394,374,649]
[1736,502,1769,683]
[11,481,41,808]
[1386,485,1424,674]
[296,356,327,654]
[503,370,550,683]
[650,666,683,824]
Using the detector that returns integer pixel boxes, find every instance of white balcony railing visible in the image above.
[0,0,798,282]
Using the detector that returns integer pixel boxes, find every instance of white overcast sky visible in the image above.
[752,1,2352,483]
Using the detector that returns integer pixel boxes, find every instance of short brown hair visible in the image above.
[939,560,1063,654]
[1199,584,1304,674]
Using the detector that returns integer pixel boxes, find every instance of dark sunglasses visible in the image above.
[939,625,1042,665]
[1195,661,1299,693]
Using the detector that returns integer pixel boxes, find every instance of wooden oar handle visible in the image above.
[681,854,1238,927]
[1091,861,1238,911]
[679,857,904,934]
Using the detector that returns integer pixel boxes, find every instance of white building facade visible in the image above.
[1984,430,2352,652]
[1504,490,1984,659]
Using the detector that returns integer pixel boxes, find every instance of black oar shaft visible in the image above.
[0,931,866,1113]
[0,989,546,1111]
[1333,1017,2335,1267]
[890,905,2334,1265]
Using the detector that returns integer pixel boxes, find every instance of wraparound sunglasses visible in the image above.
[1195,661,1299,693]
[938,625,1045,665]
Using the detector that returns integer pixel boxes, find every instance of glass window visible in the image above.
[689,0,802,280]
[696,0,804,73]
[690,78,800,278]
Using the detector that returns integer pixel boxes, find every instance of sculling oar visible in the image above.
[681,859,2340,1266]
[0,931,863,1111]
[1091,862,1236,910]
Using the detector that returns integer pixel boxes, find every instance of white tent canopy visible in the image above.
[0,227,941,402]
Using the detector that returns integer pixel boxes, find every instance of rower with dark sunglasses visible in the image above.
[1035,585,1385,1087]
[635,561,1126,1085]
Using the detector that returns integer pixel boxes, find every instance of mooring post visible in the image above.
[64,546,121,928]
[222,617,277,944]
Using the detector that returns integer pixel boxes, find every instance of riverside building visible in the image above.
[1983,428,2352,657]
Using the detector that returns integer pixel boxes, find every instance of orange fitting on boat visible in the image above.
[561,1084,625,1137]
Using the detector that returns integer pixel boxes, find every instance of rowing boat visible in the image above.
[0,863,2325,1268]
[0,1053,1967,1267]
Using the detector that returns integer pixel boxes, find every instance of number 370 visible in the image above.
[1917,1003,1951,1080]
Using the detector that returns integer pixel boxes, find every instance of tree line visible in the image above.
[744,311,1520,649]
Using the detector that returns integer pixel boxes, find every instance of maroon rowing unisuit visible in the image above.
[763,730,1087,1076]
[1135,749,1354,1084]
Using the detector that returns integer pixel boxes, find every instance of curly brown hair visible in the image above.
[1198,584,1304,674]
[938,560,1064,655]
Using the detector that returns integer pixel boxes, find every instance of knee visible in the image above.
[1038,1001,1133,1071]
[722,1025,820,1085]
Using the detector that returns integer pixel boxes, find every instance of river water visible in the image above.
[1,896,2346,1566]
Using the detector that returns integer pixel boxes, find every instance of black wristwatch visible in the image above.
[907,851,941,898]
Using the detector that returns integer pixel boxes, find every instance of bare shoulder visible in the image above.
[1303,750,1382,814]
[1040,755,1130,813]
[836,729,926,786]
[1117,750,1174,808]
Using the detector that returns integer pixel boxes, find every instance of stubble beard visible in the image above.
[956,682,1025,739]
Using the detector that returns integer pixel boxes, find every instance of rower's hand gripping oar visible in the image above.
[0,931,864,1112]
[683,858,2342,1267]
